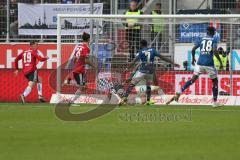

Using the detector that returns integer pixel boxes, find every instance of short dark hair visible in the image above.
[140,39,148,48]
[82,32,90,42]
[130,0,138,3]
[30,40,38,46]
[207,26,216,36]
[218,47,224,54]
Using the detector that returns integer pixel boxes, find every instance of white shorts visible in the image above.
[132,71,153,85]
[194,65,218,79]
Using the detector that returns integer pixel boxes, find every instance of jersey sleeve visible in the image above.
[194,37,202,48]
[212,36,219,50]
[135,52,140,61]
[32,50,48,62]
[153,48,161,57]
[73,47,78,58]
[214,32,221,43]
[14,52,23,69]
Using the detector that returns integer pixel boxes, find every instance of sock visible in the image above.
[37,83,43,97]
[23,86,32,97]
[110,89,121,101]
[212,86,218,102]
[181,80,194,93]
[212,79,218,102]
[124,83,135,98]
[146,85,151,101]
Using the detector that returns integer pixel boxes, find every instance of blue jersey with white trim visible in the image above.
[136,47,160,74]
[195,35,219,67]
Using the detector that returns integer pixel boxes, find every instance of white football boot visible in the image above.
[212,102,224,108]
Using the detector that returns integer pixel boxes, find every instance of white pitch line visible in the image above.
[114,107,240,112]
[1,105,240,113]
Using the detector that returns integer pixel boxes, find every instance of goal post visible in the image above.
[55,14,240,105]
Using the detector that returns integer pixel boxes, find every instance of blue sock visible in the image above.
[212,79,218,102]
[181,80,194,93]
[146,86,151,101]
[212,86,218,102]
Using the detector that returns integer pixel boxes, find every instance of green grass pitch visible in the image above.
[0,103,240,160]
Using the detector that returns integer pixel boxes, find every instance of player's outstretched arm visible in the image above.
[14,52,23,76]
[14,52,23,70]
[85,57,97,70]
[33,51,49,62]
[126,57,139,71]
[158,55,180,68]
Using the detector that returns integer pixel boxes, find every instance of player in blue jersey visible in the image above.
[166,26,223,107]
[119,39,180,105]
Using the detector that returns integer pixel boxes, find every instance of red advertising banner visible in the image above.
[0,69,96,102]
[0,43,239,102]
[0,69,239,102]
[0,70,54,102]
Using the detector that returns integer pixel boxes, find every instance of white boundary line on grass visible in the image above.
[115,107,240,112]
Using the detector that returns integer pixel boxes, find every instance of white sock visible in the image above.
[151,86,159,91]
[23,86,32,97]
[111,90,121,101]
[37,83,43,97]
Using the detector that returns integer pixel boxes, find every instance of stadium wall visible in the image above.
[1,69,240,103]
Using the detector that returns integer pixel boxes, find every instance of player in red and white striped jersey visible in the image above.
[14,41,49,103]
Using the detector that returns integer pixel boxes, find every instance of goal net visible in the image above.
[54,14,240,105]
